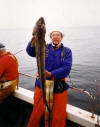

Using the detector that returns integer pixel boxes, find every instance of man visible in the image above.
[26,30,72,127]
[0,43,18,104]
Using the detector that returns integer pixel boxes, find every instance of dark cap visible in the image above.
[0,43,5,49]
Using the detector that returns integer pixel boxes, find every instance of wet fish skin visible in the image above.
[32,17,49,110]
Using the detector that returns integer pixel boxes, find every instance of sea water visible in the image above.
[0,26,100,115]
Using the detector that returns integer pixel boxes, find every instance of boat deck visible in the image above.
[0,87,99,127]
[0,95,82,127]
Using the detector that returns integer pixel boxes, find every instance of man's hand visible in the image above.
[36,71,53,78]
[45,70,52,78]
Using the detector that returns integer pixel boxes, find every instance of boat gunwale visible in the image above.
[13,87,100,127]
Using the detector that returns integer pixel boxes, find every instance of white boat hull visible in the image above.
[13,87,100,127]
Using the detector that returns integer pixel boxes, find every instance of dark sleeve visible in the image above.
[26,41,36,57]
[51,48,72,79]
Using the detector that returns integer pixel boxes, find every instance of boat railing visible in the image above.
[68,75,96,118]
[69,85,95,118]
[19,72,96,118]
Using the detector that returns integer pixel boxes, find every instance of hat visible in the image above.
[49,27,64,37]
[0,43,5,49]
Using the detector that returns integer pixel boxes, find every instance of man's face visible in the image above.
[50,31,63,45]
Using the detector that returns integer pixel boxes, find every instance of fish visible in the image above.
[32,17,49,111]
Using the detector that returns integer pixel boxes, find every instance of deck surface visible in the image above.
[0,95,82,127]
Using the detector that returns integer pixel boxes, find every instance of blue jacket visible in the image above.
[26,41,72,88]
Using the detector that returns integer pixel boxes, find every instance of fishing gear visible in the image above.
[94,80,100,127]
[14,49,25,55]
[19,72,36,79]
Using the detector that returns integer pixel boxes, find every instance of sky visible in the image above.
[0,0,100,29]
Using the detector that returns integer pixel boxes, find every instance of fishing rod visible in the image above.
[94,80,99,127]
[14,49,25,55]
[19,72,36,79]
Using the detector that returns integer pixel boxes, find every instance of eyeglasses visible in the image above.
[51,33,61,37]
